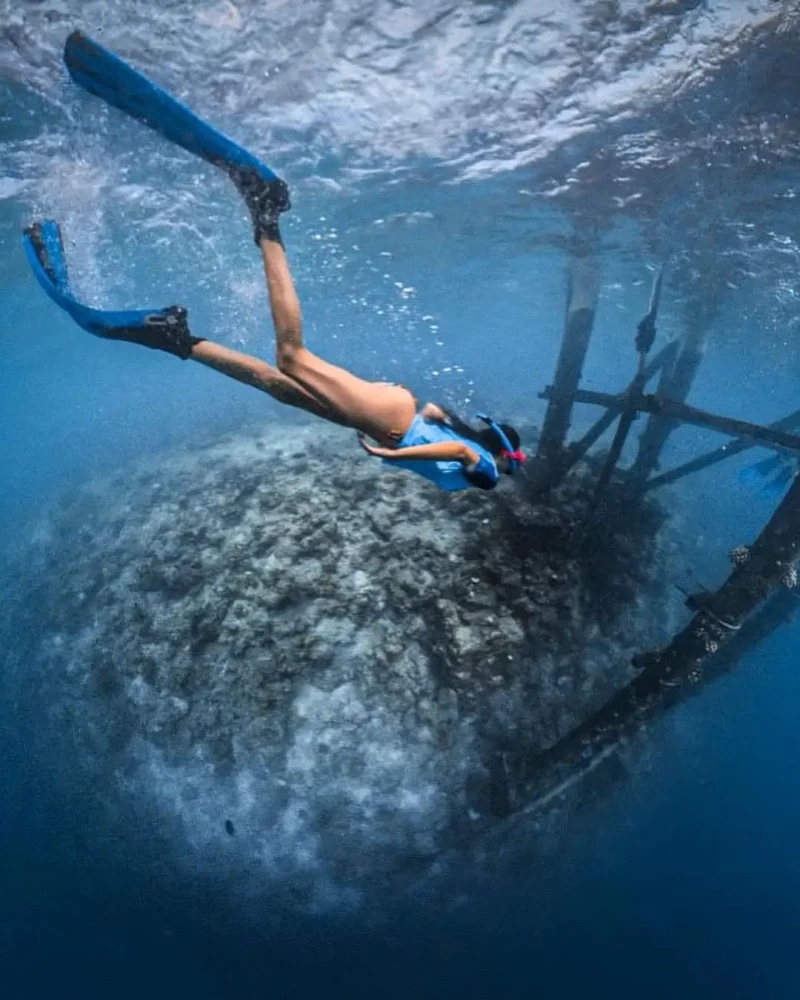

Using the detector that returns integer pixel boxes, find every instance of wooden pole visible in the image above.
[563,341,678,475]
[627,293,719,489]
[635,473,800,672]
[513,476,800,815]
[533,255,600,489]
[706,587,797,674]
[590,268,664,502]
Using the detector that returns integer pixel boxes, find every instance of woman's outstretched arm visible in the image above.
[359,436,480,466]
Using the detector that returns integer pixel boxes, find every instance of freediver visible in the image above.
[25,34,525,493]
[171,172,524,492]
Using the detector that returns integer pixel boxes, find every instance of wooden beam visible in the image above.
[537,388,800,457]
[644,410,800,492]
[564,341,678,471]
[514,479,800,814]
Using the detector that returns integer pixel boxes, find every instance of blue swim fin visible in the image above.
[63,31,279,183]
[738,453,784,486]
[762,463,796,497]
[23,221,197,359]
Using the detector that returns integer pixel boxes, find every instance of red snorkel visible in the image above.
[475,414,526,474]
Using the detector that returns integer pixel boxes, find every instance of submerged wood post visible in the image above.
[533,255,600,490]
[636,474,800,673]
[627,290,720,490]
[563,340,678,476]
[513,474,800,814]
[707,587,798,675]
[591,268,664,503]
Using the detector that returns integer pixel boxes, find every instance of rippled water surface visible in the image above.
[2,1,799,407]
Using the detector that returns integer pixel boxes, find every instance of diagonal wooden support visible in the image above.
[564,340,678,475]
[636,473,800,674]
[627,292,720,489]
[515,475,800,815]
[591,268,664,503]
[643,409,800,492]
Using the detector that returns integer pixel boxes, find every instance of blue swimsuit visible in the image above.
[382,414,499,491]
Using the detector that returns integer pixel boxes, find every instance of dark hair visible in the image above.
[478,422,520,456]
[441,408,520,462]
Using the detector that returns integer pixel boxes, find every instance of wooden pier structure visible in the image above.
[523,258,800,812]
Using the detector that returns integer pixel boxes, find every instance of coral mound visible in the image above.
[5,422,680,897]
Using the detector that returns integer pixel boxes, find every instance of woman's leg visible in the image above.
[259,237,417,443]
[190,339,346,423]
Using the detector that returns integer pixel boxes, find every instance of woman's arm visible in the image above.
[359,436,480,466]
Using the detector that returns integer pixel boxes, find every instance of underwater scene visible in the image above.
[2,1,800,997]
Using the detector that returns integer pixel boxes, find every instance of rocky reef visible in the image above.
[1,419,684,907]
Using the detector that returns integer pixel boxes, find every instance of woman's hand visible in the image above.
[360,435,478,466]
[358,433,395,459]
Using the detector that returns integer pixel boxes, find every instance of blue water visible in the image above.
[3,3,800,996]
[4,638,800,999]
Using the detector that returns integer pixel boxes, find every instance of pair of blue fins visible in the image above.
[24,31,282,356]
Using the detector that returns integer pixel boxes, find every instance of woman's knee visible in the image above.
[276,343,298,374]
[275,328,302,371]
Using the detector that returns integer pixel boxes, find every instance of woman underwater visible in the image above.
[29,173,525,492]
[192,173,526,493]
[26,33,525,493]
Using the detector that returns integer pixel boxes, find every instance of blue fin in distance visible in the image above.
[762,463,796,497]
[738,453,784,487]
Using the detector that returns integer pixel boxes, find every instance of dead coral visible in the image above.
[4,422,682,891]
